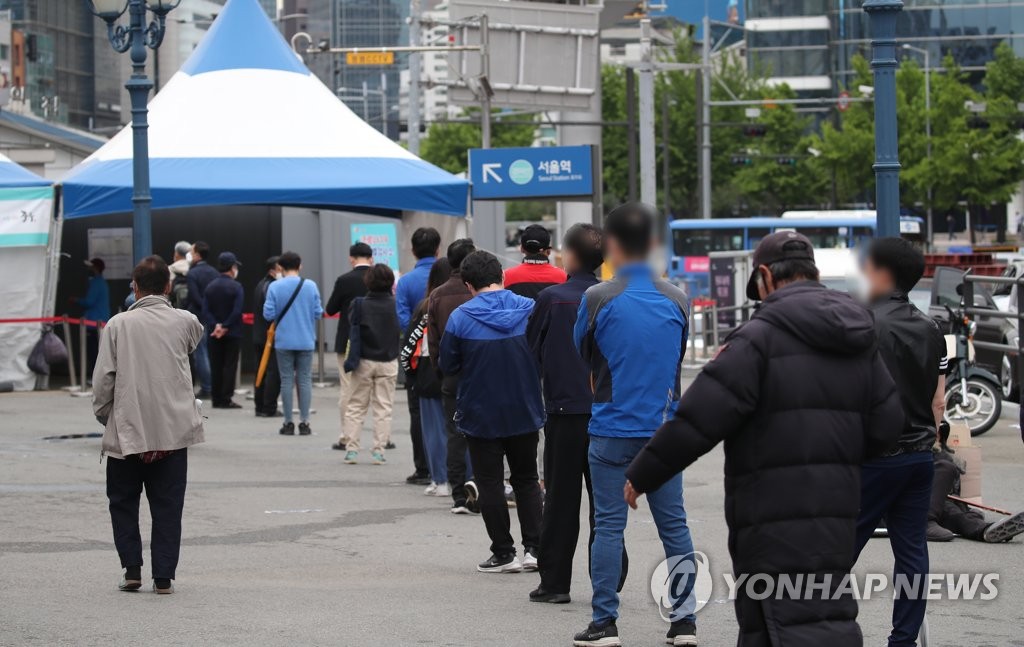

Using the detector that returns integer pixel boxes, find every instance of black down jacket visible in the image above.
[627,281,903,647]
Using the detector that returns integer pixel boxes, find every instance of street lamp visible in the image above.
[86,0,181,265]
[903,43,933,248]
[863,0,903,239]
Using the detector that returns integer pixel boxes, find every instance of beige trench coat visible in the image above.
[92,294,205,457]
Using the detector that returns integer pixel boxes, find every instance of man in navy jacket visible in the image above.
[202,252,244,409]
[571,203,694,647]
[439,250,544,575]
[526,223,615,604]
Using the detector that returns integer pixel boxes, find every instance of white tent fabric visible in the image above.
[61,0,469,218]
[0,157,53,391]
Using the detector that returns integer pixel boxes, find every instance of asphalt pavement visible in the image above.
[2,370,1023,647]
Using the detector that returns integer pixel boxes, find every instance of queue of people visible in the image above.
[89,204,1024,647]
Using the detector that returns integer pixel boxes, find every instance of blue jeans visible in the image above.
[193,333,212,394]
[855,451,934,647]
[420,396,448,483]
[277,349,313,424]
[589,435,696,624]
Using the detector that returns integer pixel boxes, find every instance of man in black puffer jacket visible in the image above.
[625,232,904,647]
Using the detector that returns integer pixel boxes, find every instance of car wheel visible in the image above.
[1001,351,1018,402]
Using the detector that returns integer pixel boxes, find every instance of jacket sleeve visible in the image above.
[864,350,904,458]
[185,314,203,353]
[92,324,116,420]
[573,294,594,362]
[78,278,100,309]
[263,283,278,322]
[526,290,551,368]
[343,298,363,373]
[200,285,214,328]
[400,315,426,373]
[626,333,766,494]
[324,277,343,317]
[396,278,413,332]
[186,271,203,314]
[312,283,324,320]
[221,284,243,331]
[438,313,462,376]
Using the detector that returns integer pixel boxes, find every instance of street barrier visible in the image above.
[0,315,103,397]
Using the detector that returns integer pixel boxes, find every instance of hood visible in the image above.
[754,282,876,355]
[169,258,190,277]
[459,290,534,333]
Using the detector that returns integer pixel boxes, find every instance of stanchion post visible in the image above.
[688,304,698,363]
[71,321,92,397]
[711,303,720,351]
[313,317,332,388]
[62,317,79,391]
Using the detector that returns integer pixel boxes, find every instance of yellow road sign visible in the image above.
[345,52,394,66]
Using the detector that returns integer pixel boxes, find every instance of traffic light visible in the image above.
[731,156,754,166]
[742,124,767,137]
[776,157,797,166]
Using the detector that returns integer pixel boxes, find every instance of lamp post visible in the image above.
[903,43,933,248]
[86,0,180,265]
[863,0,903,239]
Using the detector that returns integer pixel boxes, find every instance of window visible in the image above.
[780,226,848,249]
[673,228,745,257]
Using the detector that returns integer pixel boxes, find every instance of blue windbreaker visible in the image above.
[573,263,689,438]
[439,289,545,439]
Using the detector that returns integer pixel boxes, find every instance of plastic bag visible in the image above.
[28,335,49,375]
[41,328,68,365]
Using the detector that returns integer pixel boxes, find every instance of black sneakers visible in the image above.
[529,586,571,604]
[279,422,295,436]
[118,566,142,592]
[477,553,523,573]
[406,471,432,485]
[298,422,311,436]
[153,578,174,594]
[666,619,697,646]
[573,620,621,647]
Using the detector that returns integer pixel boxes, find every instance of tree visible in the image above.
[419,111,535,174]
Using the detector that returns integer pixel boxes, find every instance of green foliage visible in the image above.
[420,111,536,174]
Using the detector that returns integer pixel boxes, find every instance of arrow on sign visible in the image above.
[482,163,503,183]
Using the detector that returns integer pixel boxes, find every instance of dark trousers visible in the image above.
[465,432,543,556]
[406,379,429,476]
[253,343,280,415]
[86,328,100,378]
[106,450,188,579]
[442,377,470,503]
[208,335,240,406]
[855,452,934,647]
[930,452,989,540]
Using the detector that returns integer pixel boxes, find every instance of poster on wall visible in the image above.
[87,228,133,280]
[0,186,53,248]
[350,223,399,272]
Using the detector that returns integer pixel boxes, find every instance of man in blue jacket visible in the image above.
[72,257,110,376]
[186,241,219,398]
[439,250,544,574]
[571,203,695,647]
[202,252,244,410]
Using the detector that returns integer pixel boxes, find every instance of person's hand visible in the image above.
[624,480,640,510]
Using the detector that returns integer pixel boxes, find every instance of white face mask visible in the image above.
[231,267,240,280]
[273,271,283,280]
[185,252,193,263]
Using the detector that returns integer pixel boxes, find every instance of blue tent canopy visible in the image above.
[60,0,468,218]
[0,153,50,188]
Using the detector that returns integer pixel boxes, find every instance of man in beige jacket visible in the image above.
[93,255,204,594]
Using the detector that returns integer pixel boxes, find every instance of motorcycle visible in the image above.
[944,302,1003,436]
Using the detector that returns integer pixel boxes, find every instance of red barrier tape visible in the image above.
[240,312,340,325]
[0,316,104,328]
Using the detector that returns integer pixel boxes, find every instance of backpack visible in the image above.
[170,274,189,309]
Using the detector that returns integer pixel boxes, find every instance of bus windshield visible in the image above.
[672,228,745,256]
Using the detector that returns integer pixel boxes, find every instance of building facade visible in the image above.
[745,0,1024,94]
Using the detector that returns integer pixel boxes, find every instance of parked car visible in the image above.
[929,267,1019,401]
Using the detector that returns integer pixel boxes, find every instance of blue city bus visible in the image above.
[667,212,925,296]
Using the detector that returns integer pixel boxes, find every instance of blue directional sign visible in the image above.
[469,145,595,200]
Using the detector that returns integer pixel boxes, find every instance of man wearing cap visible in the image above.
[504,224,567,300]
[623,231,904,647]
[202,252,244,409]
[72,257,111,376]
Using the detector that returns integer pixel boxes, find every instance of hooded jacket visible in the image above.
[626,281,903,647]
[438,290,545,438]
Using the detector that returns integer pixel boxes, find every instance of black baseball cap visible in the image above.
[746,231,815,300]
[218,251,242,271]
[521,224,552,254]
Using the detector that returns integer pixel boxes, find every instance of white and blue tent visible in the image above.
[60,0,469,219]
[0,152,49,188]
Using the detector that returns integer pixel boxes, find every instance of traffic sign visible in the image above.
[468,145,595,200]
[837,90,851,112]
[345,51,394,66]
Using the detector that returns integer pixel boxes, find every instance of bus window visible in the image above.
[672,228,745,256]
[851,227,874,246]
[788,226,848,250]
[747,228,770,249]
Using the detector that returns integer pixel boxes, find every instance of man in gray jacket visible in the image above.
[93,255,205,594]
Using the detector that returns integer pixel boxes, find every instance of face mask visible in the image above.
[232,268,240,280]
[185,252,193,263]
[274,271,283,280]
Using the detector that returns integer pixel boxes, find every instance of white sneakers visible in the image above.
[424,482,451,497]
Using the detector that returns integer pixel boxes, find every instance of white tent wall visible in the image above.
[0,245,48,391]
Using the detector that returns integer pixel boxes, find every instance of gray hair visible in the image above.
[174,240,192,257]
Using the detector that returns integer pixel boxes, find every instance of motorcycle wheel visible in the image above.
[945,378,1003,437]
